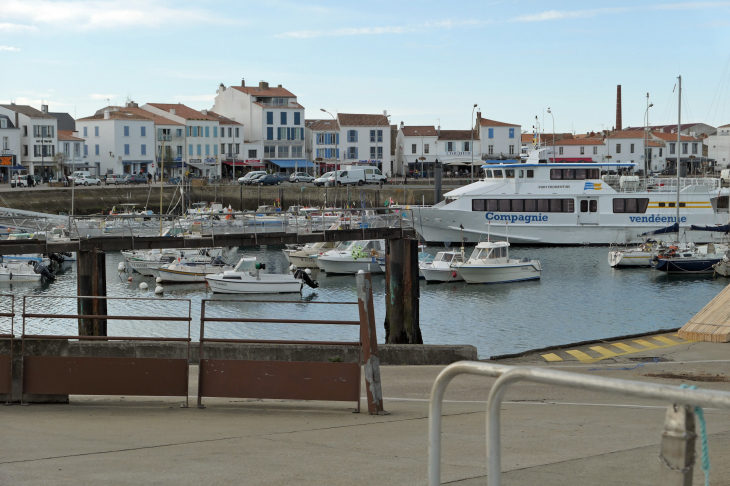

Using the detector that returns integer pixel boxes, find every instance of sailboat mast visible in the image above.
[676,75,681,229]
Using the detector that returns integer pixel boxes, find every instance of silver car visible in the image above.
[289,172,314,183]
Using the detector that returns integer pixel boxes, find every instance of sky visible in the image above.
[2,0,730,134]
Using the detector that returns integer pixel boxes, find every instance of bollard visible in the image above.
[658,403,696,486]
[355,272,385,414]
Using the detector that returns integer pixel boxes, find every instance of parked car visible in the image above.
[105,174,125,185]
[256,174,282,186]
[313,171,334,187]
[721,169,730,186]
[290,172,314,183]
[75,175,102,186]
[238,171,267,185]
[244,173,266,186]
[271,173,289,184]
[10,174,28,188]
[124,174,148,184]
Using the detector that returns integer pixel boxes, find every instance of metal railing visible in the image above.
[428,361,730,486]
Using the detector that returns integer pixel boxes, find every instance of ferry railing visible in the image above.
[197,272,384,414]
[428,361,730,486]
[20,295,192,407]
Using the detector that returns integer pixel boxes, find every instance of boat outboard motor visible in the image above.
[48,253,65,263]
[32,261,56,281]
[61,252,73,258]
[294,269,319,289]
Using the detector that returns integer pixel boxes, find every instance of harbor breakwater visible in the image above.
[0,184,436,216]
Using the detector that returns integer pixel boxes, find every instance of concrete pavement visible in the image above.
[1,336,730,485]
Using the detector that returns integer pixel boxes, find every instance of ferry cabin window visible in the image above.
[527,170,534,178]
[471,199,574,213]
[550,169,562,180]
[590,200,597,212]
[524,199,537,212]
[613,198,649,213]
[472,199,485,211]
[498,199,510,212]
[551,168,600,180]
[485,170,493,178]
[505,169,515,178]
[493,170,503,178]
[580,200,597,213]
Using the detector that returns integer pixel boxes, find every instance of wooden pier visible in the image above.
[678,283,730,342]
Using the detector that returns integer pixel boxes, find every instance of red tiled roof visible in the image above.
[252,101,305,110]
[606,130,649,139]
[651,131,699,142]
[646,140,665,147]
[77,109,151,122]
[57,130,84,141]
[233,85,296,98]
[308,119,339,131]
[401,126,437,137]
[126,107,184,126]
[146,103,218,121]
[438,129,478,141]
[207,110,242,125]
[553,138,604,146]
[479,118,519,127]
[338,113,390,127]
[521,133,533,143]
[624,123,706,133]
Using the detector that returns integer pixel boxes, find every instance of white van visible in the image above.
[721,169,730,186]
[363,167,387,184]
[71,171,91,182]
[329,169,366,186]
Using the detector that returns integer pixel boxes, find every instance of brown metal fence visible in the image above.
[20,295,192,406]
[0,295,14,403]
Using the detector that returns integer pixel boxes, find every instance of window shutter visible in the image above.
[489,128,494,138]
[355,147,358,159]
[287,128,291,140]
[355,131,358,142]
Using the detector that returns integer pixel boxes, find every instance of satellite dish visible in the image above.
[444,238,452,247]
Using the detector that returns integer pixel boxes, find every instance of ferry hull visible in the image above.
[457,263,541,284]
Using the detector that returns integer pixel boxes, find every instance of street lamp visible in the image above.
[644,97,654,176]
[547,108,555,162]
[375,114,390,176]
[471,104,477,181]
[320,108,338,186]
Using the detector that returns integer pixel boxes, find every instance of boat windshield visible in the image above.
[233,257,257,272]
[434,253,453,263]
[419,252,434,263]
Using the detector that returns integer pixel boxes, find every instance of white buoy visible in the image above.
[139,282,148,290]
[155,286,164,294]
[289,264,297,271]
[305,268,312,275]
[156,277,162,283]
[117,262,126,272]
[357,270,365,274]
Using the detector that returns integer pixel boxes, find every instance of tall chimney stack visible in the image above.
[616,85,622,131]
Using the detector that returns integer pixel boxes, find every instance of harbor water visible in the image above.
[3,246,726,358]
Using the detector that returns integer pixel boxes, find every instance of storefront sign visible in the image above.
[204,158,216,164]
[189,159,201,163]
[446,152,471,156]
[246,159,261,164]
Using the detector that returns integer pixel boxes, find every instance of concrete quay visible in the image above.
[2,334,729,485]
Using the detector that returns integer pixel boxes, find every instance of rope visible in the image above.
[680,384,710,486]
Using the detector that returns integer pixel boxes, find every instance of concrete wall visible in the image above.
[0,184,438,215]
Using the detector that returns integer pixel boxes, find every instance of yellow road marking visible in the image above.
[566,350,596,363]
[652,336,678,346]
[612,342,641,353]
[542,353,563,362]
[633,339,659,349]
[590,346,619,358]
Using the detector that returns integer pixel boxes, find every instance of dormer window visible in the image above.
[272,98,286,107]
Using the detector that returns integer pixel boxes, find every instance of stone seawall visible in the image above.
[0,184,436,216]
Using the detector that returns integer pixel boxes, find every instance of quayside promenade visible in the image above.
[1,334,728,485]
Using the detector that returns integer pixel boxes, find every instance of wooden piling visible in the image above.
[77,249,107,336]
[356,272,385,414]
[384,238,422,344]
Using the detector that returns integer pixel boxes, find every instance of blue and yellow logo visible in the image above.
[584,182,602,190]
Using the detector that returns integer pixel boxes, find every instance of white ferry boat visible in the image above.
[413,150,727,245]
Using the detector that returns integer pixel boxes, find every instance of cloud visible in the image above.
[89,94,117,100]
[275,19,488,39]
[0,0,240,31]
[0,23,36,33]
[0,46,21,51]
[512,2,730,22]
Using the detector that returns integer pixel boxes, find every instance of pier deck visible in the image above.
[1,336,728,485]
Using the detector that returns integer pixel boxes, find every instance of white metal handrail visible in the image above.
[428,361,730,486]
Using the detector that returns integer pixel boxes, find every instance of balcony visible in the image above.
[157,135,172,142]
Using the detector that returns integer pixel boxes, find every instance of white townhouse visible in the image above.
[337,113,392,171]
[705,123,730,168]
[435,129,480,172]
[208,111,249,179]
[547,139,607,163]
[0,104,58,179]
[0,113,22,182]
[76,107,155,176]
[142,103,221,178]
[477,115,521,159]
[605,131,664,174]
[396,125,439,177]
[306,118,339,175]
[57,130,86,176]
[651,131,705,174]
[211,79,308,174]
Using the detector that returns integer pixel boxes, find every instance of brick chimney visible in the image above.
[616,85,622,131]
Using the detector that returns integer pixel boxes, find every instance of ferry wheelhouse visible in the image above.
[414,153,727,245]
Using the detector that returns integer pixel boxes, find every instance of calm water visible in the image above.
[2,246,726,358]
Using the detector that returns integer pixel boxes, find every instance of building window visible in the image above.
[83,127,88,137]
[73,143,79,156]
[370,130,376,142]
[509,128,514,138]
[95,126,99,137]
[377,147,383,160]
[348,147,357,159]
[177,146,182,157]
[267,127,274,140]
[447,142,453,152]
[488,145,494,155]
[559,147,564,155]
[23,126,27,136]
[220,144,225,155]
[264,146,275,157]
[659,148,663,157]
[63,142,69,155]
[234,144,240,154]
[124,126,129,137]
[248,149,257,158]
[205,126,209,138]
[682,143,688,154]
[95,144,100,156]
[630,143,634,153]
[277,127,286,140]
[294,112,300,125]
[228,127,232,138]
[377,129,383,142]
[33,125,55,138]
[692,143,698,154]
[425,144,430,154]
[509,145,515,155]
[141,144,146,155]
[141,126,146,137]
[197,144,202,156]
[0,119,5,129]
[463,141,469,152]
[84,145,88,156]
[228,143,232,155]
[235,127,240,138]
[174,129,180,138]
[122,144,129,155]
[411,144,417,154]
[346,130,357,142]
[213,145,218,156]
[278,145,289,157]
[370,146,376,158]
[488,128,494,139]
[670,143,675,154]
[292,146,302,158]
[616,143,621,154]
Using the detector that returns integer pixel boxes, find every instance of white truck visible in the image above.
[329,167,387,186]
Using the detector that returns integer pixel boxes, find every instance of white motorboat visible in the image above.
[713,254,730,276]
[316,240,385,274]
[158,257,232,283]
[457,241,541,284]
[123,247,236,276]
[4,233,50,265]
[284,241,338,268]
[206,257,315,294]
[0,261,43,282]
[420,251,464,283]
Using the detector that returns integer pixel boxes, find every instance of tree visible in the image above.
[53,152,67,179]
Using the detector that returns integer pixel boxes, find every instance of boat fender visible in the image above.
[452,271,457,278]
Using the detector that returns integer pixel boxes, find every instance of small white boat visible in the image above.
[457,241,541,284]
[608,239,666,267]
[284,241,338,268]
[206,257,312,294]
[123,247,234,276]
[420,251,464,283]
[713,255,730,276]
[316,240,385,274]
[158,257,232,283]
[0,261,43,282]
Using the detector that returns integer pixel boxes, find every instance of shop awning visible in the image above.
[268,159,313,169]
[8,165,26,170]
[122,160,154,164]
[188,162,215,169]
[222,160,245,166]
[63,162,91,168]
